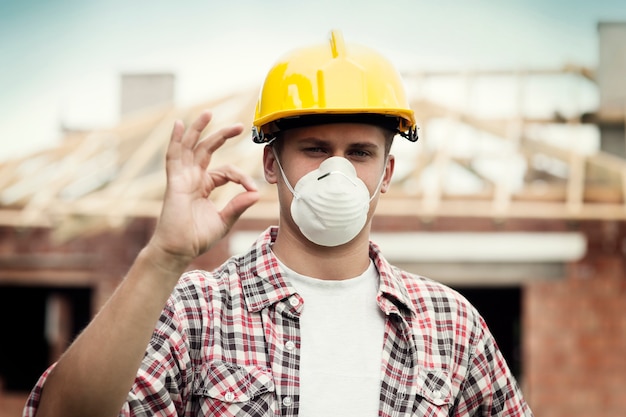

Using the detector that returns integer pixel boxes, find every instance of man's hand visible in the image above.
[148,110,260,270]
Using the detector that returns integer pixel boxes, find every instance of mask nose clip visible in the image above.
[317,170,358,186]
[317,172,330,180]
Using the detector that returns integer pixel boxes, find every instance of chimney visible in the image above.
[120,73,175,117]
[597,22,626,157]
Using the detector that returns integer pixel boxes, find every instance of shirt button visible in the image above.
[289,296,299,307]
[225,392,235,402]
[431,390,442,399]
[282,396,293,407]
[284,340,295,351]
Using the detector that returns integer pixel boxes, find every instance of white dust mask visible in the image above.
[274,153,385,247]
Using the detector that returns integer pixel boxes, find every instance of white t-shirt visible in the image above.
[276,258,386,417]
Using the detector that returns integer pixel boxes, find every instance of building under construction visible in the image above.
[1,22,625,417]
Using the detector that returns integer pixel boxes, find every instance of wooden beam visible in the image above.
[375,198,626,220]
[403,65,595,80]
[0,270,100,287]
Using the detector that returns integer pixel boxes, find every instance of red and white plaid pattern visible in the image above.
[24,226,532,416]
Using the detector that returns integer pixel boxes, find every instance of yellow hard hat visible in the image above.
[252,30,418,143]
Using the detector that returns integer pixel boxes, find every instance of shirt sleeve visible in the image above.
[455,314,533,416]
[22,364,55,417]
[120,299,195,416]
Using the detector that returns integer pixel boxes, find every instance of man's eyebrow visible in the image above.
[348,142,379,148]
[346,142,382,152]
[298,137,328,146]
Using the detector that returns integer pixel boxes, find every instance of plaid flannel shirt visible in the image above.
[24,226,532,417]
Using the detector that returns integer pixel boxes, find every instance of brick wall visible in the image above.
[524,221,626,417]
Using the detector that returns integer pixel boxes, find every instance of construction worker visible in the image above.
[24,30,532,417]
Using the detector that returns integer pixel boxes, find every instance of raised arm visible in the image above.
[33,110,260,417]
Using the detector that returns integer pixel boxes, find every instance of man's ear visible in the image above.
[381,154,395,193]
[263,145,278,184]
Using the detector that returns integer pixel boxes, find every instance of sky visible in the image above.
[1,0,626,162]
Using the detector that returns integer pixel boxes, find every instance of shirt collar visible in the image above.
[369,240,417,317]
[238,227,295,313]
[240,226,416,317]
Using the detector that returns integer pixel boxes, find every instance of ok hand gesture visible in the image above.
[148,110,260,270]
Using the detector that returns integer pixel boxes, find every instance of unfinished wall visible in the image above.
[2,216,626,417]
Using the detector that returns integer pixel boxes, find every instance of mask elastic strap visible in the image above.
[369,156,389,202]
[271,148,300,199]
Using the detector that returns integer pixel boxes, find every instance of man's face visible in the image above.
[263,122,395,227]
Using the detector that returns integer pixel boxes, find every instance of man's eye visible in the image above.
[305,147,326,153]
[350,150,370,157]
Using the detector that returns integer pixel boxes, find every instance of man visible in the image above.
[24,30,533,416]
